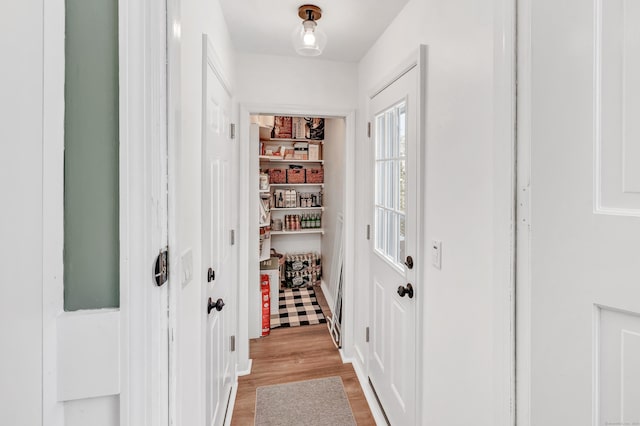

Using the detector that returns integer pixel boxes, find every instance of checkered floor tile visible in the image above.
[270,287,326,329]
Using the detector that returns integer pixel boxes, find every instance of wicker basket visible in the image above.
[268,168,286,184]
[306,168,324,183]
[286,168,306,184]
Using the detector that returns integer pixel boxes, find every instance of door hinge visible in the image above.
[366,224,371,240]
[230,229,235,246]
[154,247,169,287]
[517,185,531,227]
[367,122,371,138]
[230,123,236,140]
[230,335,236,352]
[365,327,370,343]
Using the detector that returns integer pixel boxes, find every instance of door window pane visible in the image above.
[64,0,119,310]
[373,100,408,268]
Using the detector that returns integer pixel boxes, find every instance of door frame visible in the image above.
[494,0,518,424]
[166,0,182,425]
[41,0,171,425]
[236,104,356,373]
[515,0,533,423]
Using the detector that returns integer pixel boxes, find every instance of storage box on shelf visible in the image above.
[268,168,286,184]
[306,168,324,183]
[283,252,322,288]
[286,168,305,183]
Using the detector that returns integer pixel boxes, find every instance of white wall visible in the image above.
[235,53,357,109]
[0,1,44,424]
[321,118,346,306]
[355,0,496,424]
[176,0,236,425]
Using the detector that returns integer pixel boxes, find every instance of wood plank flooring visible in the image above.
[230,287,375,425]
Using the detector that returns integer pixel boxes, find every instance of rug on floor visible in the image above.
[255,376,356,426]
[270,287,326,329]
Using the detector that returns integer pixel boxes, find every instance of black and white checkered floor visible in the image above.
[270,287,326,329]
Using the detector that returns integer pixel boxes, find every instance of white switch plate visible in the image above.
[181,248,193,287]
[431,240,442,270]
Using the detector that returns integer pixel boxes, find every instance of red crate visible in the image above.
[268,168,286,184]
[306,168,324,183]
[287,168,306,184]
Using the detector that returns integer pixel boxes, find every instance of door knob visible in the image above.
[207,297,225,314]
[397,283,414,299]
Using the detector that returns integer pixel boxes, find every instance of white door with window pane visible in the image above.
[369,65,418,425]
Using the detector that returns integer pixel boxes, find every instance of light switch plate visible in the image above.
[181,248,193,287]
[431,240,442,270]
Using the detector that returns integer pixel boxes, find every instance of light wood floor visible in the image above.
[230,287,376,425]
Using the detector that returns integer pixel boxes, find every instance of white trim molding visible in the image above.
[516,0,534,424]
[237,104,357,374]
[493,0,517,424]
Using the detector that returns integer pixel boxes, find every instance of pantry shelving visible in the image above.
[270,183,324,188]
[271,207,324,212]
[271,229,324,236]
[259,156,324,164]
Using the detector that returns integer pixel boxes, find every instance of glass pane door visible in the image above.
[374,101,407,268]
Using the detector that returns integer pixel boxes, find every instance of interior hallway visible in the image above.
[231,288,375,425]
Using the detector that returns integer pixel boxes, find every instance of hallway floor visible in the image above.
[231,287,375,425]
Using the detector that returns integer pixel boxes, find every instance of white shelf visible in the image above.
[271,229,324,236]
[271,207,324,212]
[262,138,323,144]
[259,156,323,164]
[270,183,324,188]
[259,189,270,194]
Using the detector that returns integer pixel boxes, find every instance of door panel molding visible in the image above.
[594,0,640,217]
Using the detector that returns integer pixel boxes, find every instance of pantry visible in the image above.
[250,114,346,339]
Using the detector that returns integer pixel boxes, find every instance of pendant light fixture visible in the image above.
[292,4,327,57]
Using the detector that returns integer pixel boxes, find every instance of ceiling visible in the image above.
[219,0,410,63]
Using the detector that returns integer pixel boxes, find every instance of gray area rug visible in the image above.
[255,376,356,426]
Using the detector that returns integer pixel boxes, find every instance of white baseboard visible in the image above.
[236,359,252,377]
[223,379,239,426]
[320,280,334,315]
[340,355,387,425]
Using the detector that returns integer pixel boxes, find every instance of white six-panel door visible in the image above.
[202,35,236,426]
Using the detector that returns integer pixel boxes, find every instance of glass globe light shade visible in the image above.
[291,19,327,56]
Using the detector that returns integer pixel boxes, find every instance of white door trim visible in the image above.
[516,0,533,424]
[42,1,65,424]
[493,0,518,424]
[237,104,356,373]
[166,1,182,425]
[41,0,170,424]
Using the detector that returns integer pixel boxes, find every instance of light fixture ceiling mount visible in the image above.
[292,4,327,57]
[297,4,322,21]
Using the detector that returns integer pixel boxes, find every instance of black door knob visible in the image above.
[397,283,414,299]
[207,297,225,314]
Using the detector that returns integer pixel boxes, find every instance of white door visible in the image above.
[202,35,236,426]
[368,66,418,425]
[518,0,640,424]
